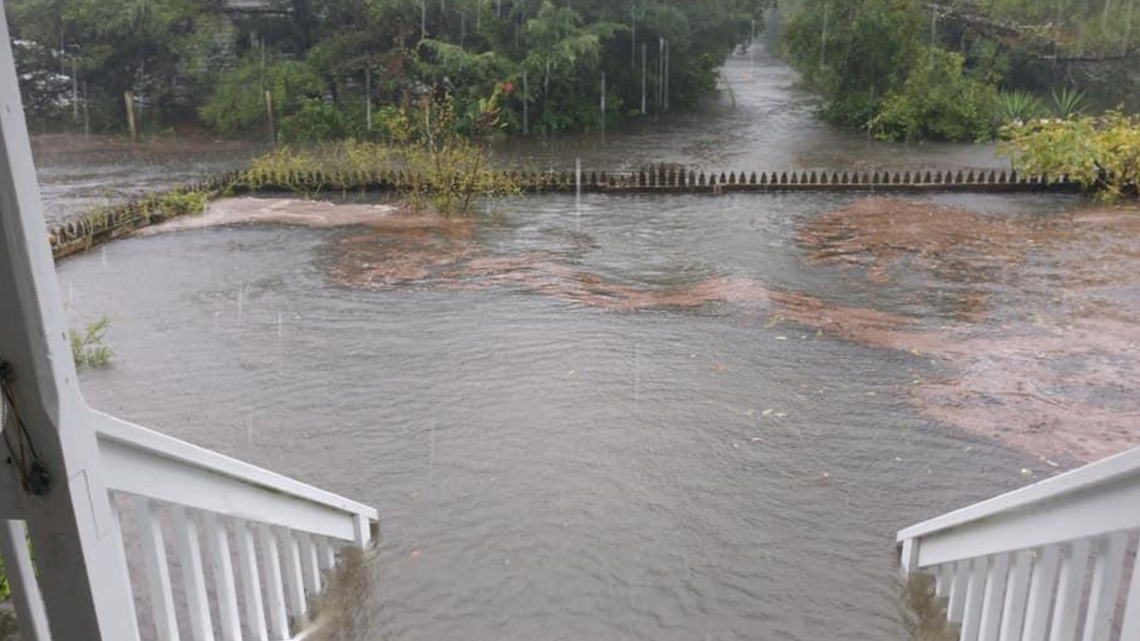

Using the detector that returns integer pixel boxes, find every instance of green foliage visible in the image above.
[873,49,996,142]
[279,99,348,143]
[994,90,1047,125]
[70,316,114,368]
[784,0,922,129]
[242,94,520,216]
[152,189,209,218]
[0,554,8,602]
[199,56,325,135]
[999,111,1140,201]
[1050,87,1087,118]
[9,0,768,137]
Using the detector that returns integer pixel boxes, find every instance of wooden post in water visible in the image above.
[365,67,372,132]
[82,80,89,139]
[124,92,137,143]
[640,42,648,114]
[265,90,276,146]
[71,58,78,122]
[523,69,529,135]
[600,72,606,143]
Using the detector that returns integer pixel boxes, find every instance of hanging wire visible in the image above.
[0,360,52,496]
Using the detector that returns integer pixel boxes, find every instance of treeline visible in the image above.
[5,0,767,140]
[776,0,1140,141]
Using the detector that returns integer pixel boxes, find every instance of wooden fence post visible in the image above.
[123,92,136,143]
[265,90,276,146]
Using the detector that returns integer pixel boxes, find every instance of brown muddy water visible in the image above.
[44,48,1140,641]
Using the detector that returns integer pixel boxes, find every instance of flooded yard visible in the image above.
[45,48,1140,641]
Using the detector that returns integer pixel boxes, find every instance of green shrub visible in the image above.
[200,56,325,135]
[1050,87,1087,118]
[873,49,996,142]
[994,90,1048,125]
[279,99,348,143]
[70,317,114,369]
[999,111,1140,201]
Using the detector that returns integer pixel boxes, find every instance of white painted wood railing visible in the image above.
[897,446,1140,641]
[0,409,379,641]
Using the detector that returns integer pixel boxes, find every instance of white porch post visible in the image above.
[0,3,141,639]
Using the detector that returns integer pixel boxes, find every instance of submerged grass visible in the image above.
[238,140,520,218]
[70,316,113,368]
[900,573,956,641]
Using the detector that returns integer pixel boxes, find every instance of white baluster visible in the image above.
[934,564,947,598]
[948,561,969,623]
[998,549,1033,641]
[0,520,49,641]
[1023,545,1061,641]
[277,528,309,621]
[1081,531,1127,641]
[979,554,1010,641]
[961,557,989,641]
[256,523,290,640]
[234,521,269,641]
[135,497,181,641]
[173,506,215,641]
[317,537,336,572]
[1049,538,1091,641]
[1120,533,1140,641]
[298,533,322,597]
[201,512,242,641]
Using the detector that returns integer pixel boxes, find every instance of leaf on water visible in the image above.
[1020,468,1033,477]
[764,315,782,329]
[774,412,788,418]
[744,409,756,417]
[775,336,788,341]
[762,409,774,417]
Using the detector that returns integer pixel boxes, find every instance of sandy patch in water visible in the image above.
[141,197,453,234]
[794,197,1140,463]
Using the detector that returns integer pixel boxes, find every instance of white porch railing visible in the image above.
[0,410,379,641]
[897,446,1140,641]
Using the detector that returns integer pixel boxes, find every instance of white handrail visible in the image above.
[898,445,1140,542]
[897,445,1140,641]
[94,410,377,544]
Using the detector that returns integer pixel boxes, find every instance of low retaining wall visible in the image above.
[48,167,1082,260]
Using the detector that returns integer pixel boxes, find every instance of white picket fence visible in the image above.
[0,410,379,641]
[897,446,1140,641]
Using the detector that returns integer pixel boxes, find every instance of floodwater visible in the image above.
[30,134,266,226]
[46,47,1127,641]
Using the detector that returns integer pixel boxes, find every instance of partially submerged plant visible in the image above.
[899,573,956,641]
[994,90,1047,125]
[1050,87,1086,118]
[239,91,521,217]
[999,111,1140,201]
[70,316,114,369]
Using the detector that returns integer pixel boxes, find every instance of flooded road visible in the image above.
[30,134,266,226]
[49,47,1135,641]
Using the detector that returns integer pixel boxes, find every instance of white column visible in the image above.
[0,520,49,641]
[0,5,141,639]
